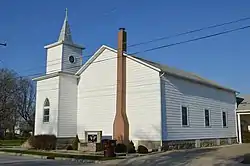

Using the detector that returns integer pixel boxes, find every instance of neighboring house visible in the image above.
[33,11,238,150]
[236,95,250,143]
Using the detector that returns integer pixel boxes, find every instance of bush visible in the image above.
[66,145,73,150]
[137,145,148,154]
[115,143,127,153]
[28,134,56,150]
[4,132,15,140]
[22,131,31,138]
[72,135,80,150]
[127,140,136,153]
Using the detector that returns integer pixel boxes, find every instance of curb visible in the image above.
[0,151,96,164]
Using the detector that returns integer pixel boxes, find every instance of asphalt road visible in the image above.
[0,154,96,166]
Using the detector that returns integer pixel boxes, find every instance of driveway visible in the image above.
[99,144,250,166]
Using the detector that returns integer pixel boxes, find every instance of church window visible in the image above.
[43,98,50,123]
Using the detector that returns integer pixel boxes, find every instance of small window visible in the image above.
[204,109,210,127]
[69,55,75,63]
[43,98,50,123]
[181,106,189,126]
[222,111,227,127]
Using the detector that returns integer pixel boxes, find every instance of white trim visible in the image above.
[44,41,84,49]
[237,113,242,143]
[236,109,250,113]
[126,56,161,72]
[33,72,60,81]
[75,45,107,75]
[75,45,161,75]
[237,112,250,115]
[181,105,189,127]
[236,112,250,144]
[33,72,79,81]
[235,102,239,143]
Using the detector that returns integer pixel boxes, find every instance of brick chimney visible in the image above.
[113,28,129,144]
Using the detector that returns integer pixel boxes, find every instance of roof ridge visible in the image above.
[131,55,235,93]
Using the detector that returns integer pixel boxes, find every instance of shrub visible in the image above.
[72,135,80,150]
[66,145,73,150]
[29,134,56,150]
[22,131,31,138]
[127,140,136,153]
[137,145,148,154]
[4,132,15,140]
[115,143,127,153]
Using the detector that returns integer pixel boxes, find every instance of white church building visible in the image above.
[33,11,239,149]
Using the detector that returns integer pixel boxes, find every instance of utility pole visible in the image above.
[113,28,129,145]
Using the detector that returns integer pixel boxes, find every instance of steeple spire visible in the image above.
[58,8,73,43]
[65,8,68,21]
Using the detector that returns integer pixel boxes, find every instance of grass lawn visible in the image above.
[0,139,25,146]
[0,149,122,160]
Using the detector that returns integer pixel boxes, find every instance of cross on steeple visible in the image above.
[58,8,73,43]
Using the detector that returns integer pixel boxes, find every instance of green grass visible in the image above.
[0,139,25,146]
[0,149,122,160]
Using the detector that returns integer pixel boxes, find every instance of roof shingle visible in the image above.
[132,56,236,93]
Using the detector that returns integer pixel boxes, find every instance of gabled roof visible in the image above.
[76,45,236,93]
[75,45,112,75]
[132,56,236,93]
[237,95,250,110]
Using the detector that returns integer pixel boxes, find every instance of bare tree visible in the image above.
[0,68,36,137]
[16,78,35,132]
[0,68,19,136]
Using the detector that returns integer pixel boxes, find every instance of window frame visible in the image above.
[204,109,211,127]
[181,105,189,127]
[43,98,50,123]
[222,111,228,128]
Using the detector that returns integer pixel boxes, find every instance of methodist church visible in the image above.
[33,10,239,150]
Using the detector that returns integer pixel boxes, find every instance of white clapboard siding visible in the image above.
[77,49,117,140]
[46,45,62,74]
[77,47,162,141]
[34,76,60,136]
[161,75,236,140]
[62,44,82,74]
[57,74,78,137]
[126,57,161,142]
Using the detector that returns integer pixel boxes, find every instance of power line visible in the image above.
[22,56,118,78]
[15,24,250,78]
[128,16,250,48]
[21,24,250,78]
[14,16,250,74]
[132,24,250,54]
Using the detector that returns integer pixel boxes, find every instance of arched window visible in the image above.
[43,98,50,122]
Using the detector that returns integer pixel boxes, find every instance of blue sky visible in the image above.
[0,0,250,94]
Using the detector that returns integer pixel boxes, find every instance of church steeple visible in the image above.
[44,9,84,75]
[58,8,73,43]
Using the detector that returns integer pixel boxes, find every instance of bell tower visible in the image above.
[44,9,84,74]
